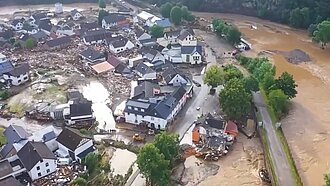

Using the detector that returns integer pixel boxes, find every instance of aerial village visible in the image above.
[0,1,257,186]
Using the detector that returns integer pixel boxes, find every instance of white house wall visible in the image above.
[109,40,134,54]
[124,112,168,129]
[169,74,187,86]
[3,72,29,86]
[74,140,93,158]
[29,158,56,181]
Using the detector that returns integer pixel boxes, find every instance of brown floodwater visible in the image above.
[195,12,330,186]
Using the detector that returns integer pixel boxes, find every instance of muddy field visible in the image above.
[195,12,330,186]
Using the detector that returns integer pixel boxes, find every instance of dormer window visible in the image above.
[128,106,132,109]
[141,109,145,112]
[134,108,138,111]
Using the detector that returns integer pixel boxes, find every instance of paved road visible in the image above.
[252,92,295,186]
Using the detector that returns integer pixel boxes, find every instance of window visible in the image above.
[18,80,21,83]
[134,108,138,111]
[46,162,49,167]
[37,166,40,170]
[40,160,43,163]
[17,76,20,78]
[128,106,132,109]
[47,169,50,173]
[141,109,145,112]
[151,117,154,121]
[38,173,41,177]
[193,56,200,60]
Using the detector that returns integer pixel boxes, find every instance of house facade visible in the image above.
[71,9,83,21]
[178,30,197,46]
[12,19,24,30]
[105,36,134,54]
[135,63,156,80]
[181,46,202,64]
[164,30,180,44]
[3,63,30,86]
[102,14,130,30]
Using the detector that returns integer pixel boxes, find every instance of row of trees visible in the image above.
[311,20,330,49]
[237,56,298,118]
[137,132,180,186]
[212,19,241,45]
[160,3,195,25]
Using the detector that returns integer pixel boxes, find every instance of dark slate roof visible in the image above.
[70,9,81,17]
[133,81,160,99]
[5,63,30,77]
[46,36,72,48]
[76,146,94,158]
[42,131,56,142]
[38,19,52,32]
[178,30,191,41]
[103,13,127,24]
[135,28,145,38]
[80,21,99,30]
[107,55,122,68]
[126,100,151,109]
[83,29,112,42]
[4,125,30,144]
[162,65,186,84]
[0,176,23,186]
[201,113,226,130]
[181,45,202,55]
[12,19,23,26]
[139,38,157,46]
[69,101,92,118]
[31,30,48,40]
[17,141,56,171]
[56,128,87,151]
[0,159,13,178]
[208,136,226,149]
[80,48,105,62]
[115,62,130,74]
[0,144,14,158]
[155,18,171,28]
[142,48,159,61]
[164,30,180,37]
[171,85,187,101]
[135,63,155,76]
[32,13,48,21]
[105,35,129,48]
[0,60,14,75]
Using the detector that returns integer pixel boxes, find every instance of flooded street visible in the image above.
[196,12,330,185]
[82,81,116,132]
[109,148,136,176]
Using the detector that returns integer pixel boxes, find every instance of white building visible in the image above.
[11,19,24,30]
[17,141,57,181]
[56,128,94,163]
[135,62,156,80]
[3,63,30,86]
[124,86,188,129]
[178,30,197,46]
[162,65,188,86]
[70,9,83,21]
[162,44,182,63]
[137,11,161,27]
[181,46,203,65]
[55,3,63,14]
[105,36,134,54]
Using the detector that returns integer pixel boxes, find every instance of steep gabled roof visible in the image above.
[17,141,56,171]
[0,176,23,186]
[69,101,92,118]
[56,127,91,152]
[133,81,160,99]
[103,13,127,24]
[164,30,180,37]
[70,9,81,17]
[106,35,129,48]
[46,36,72,47]
[181,45,202,55]
[80,48,105,62]
[0,159,13,179]
[162,65,186,84]
[135,62,155,76]
[5,63,30,77]
[83,29,112,42]
[80,21,100,30]
[107,55,122,68]
[4,125,30,144]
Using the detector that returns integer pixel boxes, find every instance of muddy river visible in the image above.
[195,12,330,186]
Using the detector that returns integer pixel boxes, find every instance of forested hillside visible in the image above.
[143,0,330,30]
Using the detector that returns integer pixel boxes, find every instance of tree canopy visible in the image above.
[83,152,100,174]
[98,9,109,25]
[170,6,183,25]
[325,173,330,186]
[204,65,224,88]
[313,20,330,48]
[72,177,87,186]
[268,89,288,118]
[25,38,35,49]
[153,132,179,166]
[150,25,164,38]
[274,72,298,99]
[243,76,259,92]
[212,18,242,45]
[98,0,106,9]
[160,2,173,18]
[137,143,170,186]
[223,64,243,82]
[219,78,251,119]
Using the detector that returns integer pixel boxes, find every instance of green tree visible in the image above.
[153,132,179,166]
[170,6,182,25]
[219,78,251,119]
[150,25,164,38]
[185,13,196,22]
[262,72,276,92]
[72,177,87,186]
[274,72,298,99]
[325,173,330,186]
[223,64,243,82]
[226,26,241,45]
[98,9,109,25]
[98,0,106,9]
[268,89,288,117]
[289,8,304,28]
[83,152,100,174]
[254,61,275,82]
[137,144,170,186]
[181,6,189,19]
[313,20,330,49]
[243,76,259,92]
[203,65,224,88]
[160,2,173,18]
[25,38,35,49]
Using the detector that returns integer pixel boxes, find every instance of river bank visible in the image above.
[195,12,330,186]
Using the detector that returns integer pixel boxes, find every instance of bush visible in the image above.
[0,90,11,100]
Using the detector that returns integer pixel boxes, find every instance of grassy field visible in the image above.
[260,89,303,186]
[0,128,6,146]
